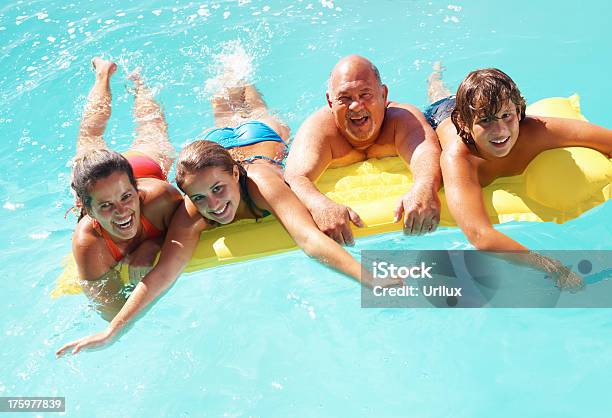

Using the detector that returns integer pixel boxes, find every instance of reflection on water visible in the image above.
[1,0,611,416]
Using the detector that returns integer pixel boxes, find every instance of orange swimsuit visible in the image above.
[123,151,167,181]
[91,215,162,262]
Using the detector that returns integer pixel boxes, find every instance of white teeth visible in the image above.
[113,216,132,228]
[212,203,228,215]
[491,137,509,144]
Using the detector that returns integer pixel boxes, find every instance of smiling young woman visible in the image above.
[57,77,398,357]
[70,58,181,320]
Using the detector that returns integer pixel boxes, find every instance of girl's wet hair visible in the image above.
[175,140,261,221]
[175,140,247,192]
[450,68,526,145]
[71,149,137,220]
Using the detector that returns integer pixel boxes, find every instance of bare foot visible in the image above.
[427,61,451,103]
[91,57,117,78]
[211,86,247,117]
[226,86,247,107]
[427,61,444,84]
[127,68,144,90]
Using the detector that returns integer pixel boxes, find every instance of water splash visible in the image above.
[204,40,255,97]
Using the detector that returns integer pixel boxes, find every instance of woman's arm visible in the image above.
[249,166,383,287]
[128,181,183,283]
[78,269,127,322]
[109,200,205,328]
[73,227,129,320]
[57,198,207,356]
[139,179,183,230]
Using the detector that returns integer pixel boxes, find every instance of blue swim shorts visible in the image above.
[423,95,456,130]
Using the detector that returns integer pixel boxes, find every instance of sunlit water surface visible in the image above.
[1,1,611,417]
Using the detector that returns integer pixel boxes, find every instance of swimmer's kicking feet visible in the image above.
[57,62,398,357]
[68,57,181,320]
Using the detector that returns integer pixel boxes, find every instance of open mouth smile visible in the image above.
[209,202,230,218]
[490,136,510,147]
[112,214,134,230]
[349,114,369,126]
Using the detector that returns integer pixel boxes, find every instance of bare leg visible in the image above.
[427,61,452,104]
[210,85,249,128]
[210,84,290,142]
[127,70,176,175]
[76,58,117,156]
[244,85,290,141]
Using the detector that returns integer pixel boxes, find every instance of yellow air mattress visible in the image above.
[51,95,611,297]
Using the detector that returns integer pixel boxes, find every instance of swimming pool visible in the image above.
[1,0,611,416]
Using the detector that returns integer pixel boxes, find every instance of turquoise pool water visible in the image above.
[1,1,611,416]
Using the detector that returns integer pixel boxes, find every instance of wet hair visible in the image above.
[71,148,138,221]
[450,68,526,145]
[175,140,261,221]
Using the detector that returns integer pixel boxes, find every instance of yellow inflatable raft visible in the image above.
[51,95,611,298]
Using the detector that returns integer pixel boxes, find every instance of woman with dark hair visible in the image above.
[424,65,612,287]
[57,81,394,356]
[71,58,181,320]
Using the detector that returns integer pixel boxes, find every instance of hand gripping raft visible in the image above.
[52,95,611,297]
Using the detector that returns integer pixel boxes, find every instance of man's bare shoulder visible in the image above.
[386,102,425,126]
[514,115,556,145]
[299,106,341,140]
[519,115,586,137]
[441,137,470,159]
[440,144,480,184]
[388,101,421,114]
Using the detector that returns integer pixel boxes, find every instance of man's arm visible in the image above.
[534,116,612,156]
[284,108,364,245]
[284,108,334,210]
[391,104,442,235]
[441,147,582,290]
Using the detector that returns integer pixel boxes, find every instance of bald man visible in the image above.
[284,55,442,245]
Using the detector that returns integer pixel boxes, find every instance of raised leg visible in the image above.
[76,58,116,156]
[127,70,176,175]
[427,61,452,104]
[210,85,249,128]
